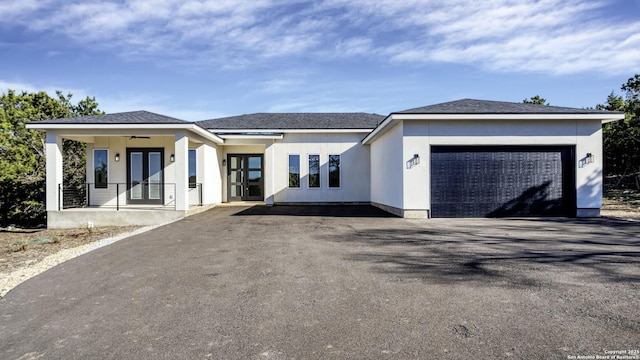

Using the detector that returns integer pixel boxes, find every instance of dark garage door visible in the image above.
[431,146,575,218]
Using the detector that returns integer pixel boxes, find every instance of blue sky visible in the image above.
[1,0,639,120]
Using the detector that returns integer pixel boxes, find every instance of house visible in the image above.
[26,99,624,228]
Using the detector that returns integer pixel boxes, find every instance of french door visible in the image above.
[127,148,164,205]
[227,154,264,201]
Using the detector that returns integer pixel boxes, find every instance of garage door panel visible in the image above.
[431,146,575,218]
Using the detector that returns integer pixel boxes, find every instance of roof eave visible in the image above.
[25,123,224,144]
[217,133,284,140]
[209,128,374,133]
[362,112,625,144]
[390,113,625,121]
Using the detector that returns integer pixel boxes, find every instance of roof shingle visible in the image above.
[397,98,619,115]
[196,113,385,130]
[32,110,190,124]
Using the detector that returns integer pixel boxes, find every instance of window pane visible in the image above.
[329,154,340,188]
[248,170,262,182]
[189,149,196,188]
[94,149,108,188]
[230,185,242,197]
[230,156,243,169]
[309,154,320,188]
[148,152,162,199]
[288,154,300,188]
[130,152,143,199]
[230,170,243,183]
[248,156,261,169]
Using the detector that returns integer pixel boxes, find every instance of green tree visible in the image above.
[599,74,640,188]
[523,95,549,105]
[0,90,102,226]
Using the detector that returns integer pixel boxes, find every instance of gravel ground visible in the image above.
[0,206,638,360]
[0,226,155,298]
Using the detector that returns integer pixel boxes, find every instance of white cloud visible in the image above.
[0,0,51,18]
[335,37,373,56]
[4,0,640,75]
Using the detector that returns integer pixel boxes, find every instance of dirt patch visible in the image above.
[0,226,140,275]
[602,189,640,220]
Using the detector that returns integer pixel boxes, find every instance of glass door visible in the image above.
[227,154,263,201]
[246,155,263,201]
[228,155,244,202]
[127,148,164,205]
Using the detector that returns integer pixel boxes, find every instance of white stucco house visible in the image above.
[26,99,624,228]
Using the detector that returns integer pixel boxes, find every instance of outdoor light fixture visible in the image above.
[170,154,175,162]
[222,159,227,166]
[406,153,421,169]
[115,153,120,162]
[586,153,594,164]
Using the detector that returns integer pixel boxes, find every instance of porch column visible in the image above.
[265,140,275,205]
[174,132,189,211]
[45,132,63,212]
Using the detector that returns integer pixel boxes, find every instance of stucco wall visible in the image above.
[221,143,268,203]
[271,133,370,203]
[369,123,404,211]
[576,120,604,210]
[200,143,223,205]
[84,135,223,208]
[86,136,176,206]
[400,119,604,215]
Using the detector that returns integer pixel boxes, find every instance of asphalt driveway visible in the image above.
[1,206,638,359]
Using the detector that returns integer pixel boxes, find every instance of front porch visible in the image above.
[26,113,225,228]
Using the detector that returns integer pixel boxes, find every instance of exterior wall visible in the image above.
[86,136,177,207]
[369,123,404,214]
[271,133,371,204]
[402,122,430,218]
[576,120,604,213]
[83,135,222,209]
[45,132,63,212]
[199,143,223,205]
[399,119,603,217]
[221,142,268,203]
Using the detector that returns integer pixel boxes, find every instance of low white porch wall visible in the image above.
[48,209,186,229]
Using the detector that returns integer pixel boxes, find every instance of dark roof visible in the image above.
[32,110,190,124]
[396,99,620,114]
[196,113,385,130]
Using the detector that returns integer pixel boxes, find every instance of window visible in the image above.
[329,154,340,188]
[188,149,196,188]
[288,154,300,188]
[94,149,108,188]
[308,154,320,188]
